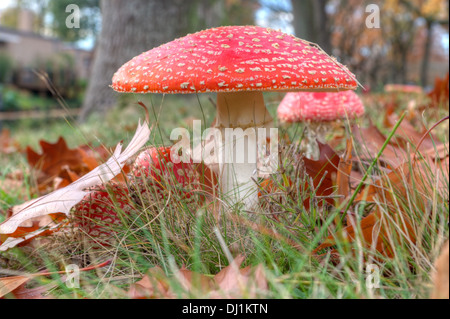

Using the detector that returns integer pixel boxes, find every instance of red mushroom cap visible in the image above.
[277,91,365,122]
[132,147,198,199]
[112,26,357,94]
[73,183,132,245]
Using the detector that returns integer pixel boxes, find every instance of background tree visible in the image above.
[0,6,21,29]
[291,0,331,53]
[396,0,449,86]
[286,0,449,88]
[0,0,100,41]
[222,0,258,26]
[181,0,257,33]
[0,0,45,33]
[382,1,417,84]
[79,0,223,121]
[47,0,100,42]
[329,0,387,88]
[79,0,258,120]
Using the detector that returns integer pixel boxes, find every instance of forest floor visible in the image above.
[0,91,448,299]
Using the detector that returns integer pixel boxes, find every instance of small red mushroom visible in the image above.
[278,91,365,123]
[384,84,423,94]
[277,91,365,158]
[132,147,198,200]
[72,183,133,245]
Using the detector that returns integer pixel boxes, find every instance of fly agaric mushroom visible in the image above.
[111,26,357,209]
[132,146,198,200]
[384,84,424,95]
[277,91,364,159]
[72,183,133,245]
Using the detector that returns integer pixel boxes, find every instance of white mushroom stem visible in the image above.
[214,91,273,210]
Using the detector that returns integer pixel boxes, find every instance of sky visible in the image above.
[0,0,16,11]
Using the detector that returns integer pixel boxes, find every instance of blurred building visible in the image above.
[0,8,93,95]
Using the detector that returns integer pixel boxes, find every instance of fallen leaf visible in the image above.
[351,123,407,168]
[27,137,88,193]
[316,150,447,260]
[6,281,57,299]
[336,138,353,205]
[0,275,29,298]
[384,112,443,154]
[128,266,173,299]
[428,73,449,108]
[431,241,449,299]
[194,162,219,199]
[210,255,268,299]
[0,260,111,299]
[302,142,340,209]
[127,256,268,299]
[0,129,20,154]
[313,207,414,260]
[0,121,151,251]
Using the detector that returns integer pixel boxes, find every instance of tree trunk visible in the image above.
[187,0,224,31]
[421,20,434,87]
[291,0,316,43]
[291,0,331,53]
[79,0,197,121]
[313,0,331,53]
